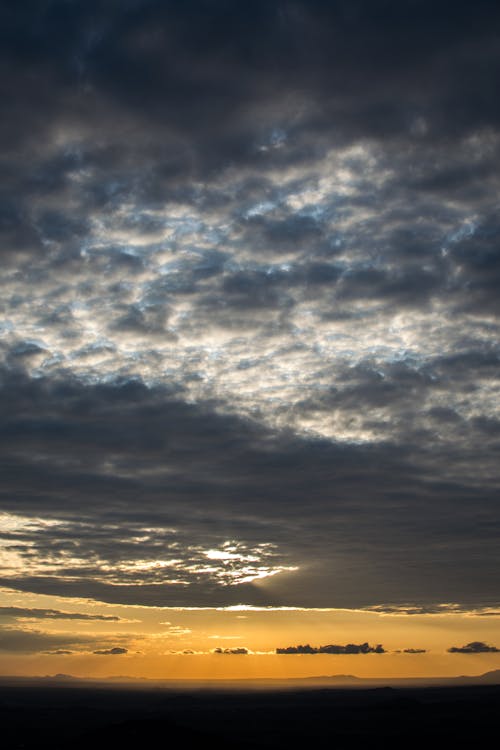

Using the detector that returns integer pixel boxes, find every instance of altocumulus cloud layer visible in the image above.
[1,0,500,609]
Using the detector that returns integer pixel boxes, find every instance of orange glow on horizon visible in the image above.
[1,587,500,682]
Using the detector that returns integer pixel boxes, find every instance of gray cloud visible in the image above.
[93,647,128,655]
[0,1,499,615]
[0,607,121,621]
[276,643,385,655]
[0,371,499,609]
[402,649,427,654]
[364,604,479,616]
[448,642,500,654]
[213,647,249,655]
[0,628,96,654]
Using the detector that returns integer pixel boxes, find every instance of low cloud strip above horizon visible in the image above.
[1,0,500,612]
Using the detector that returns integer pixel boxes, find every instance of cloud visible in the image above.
[364,604,477,616]
[0,1,499,614]
[0,607,121,621]
[0,627,95,654]
[93,647,128,655]
[213,647,249,655]
[365,604,500,618]
[276,643,385,655]
[0,370,499,611]
[448,641,500,654]
[44,650,74,655]
[0,619,134,655]
[401,649,427,654]
[475,611,500,617]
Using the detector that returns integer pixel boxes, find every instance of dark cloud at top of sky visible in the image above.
[1,2,500,612]
[3,1,500,145]
[2,0,500,258]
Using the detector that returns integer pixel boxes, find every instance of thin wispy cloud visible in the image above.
[0,607,122,621]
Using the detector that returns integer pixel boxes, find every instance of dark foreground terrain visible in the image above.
[1,678,499,749]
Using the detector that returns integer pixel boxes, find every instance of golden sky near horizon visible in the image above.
[1,587,500,680]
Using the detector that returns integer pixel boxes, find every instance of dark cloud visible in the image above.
[93,647,128,655]
[276,643,385,655]
[335,266,442,308]
[448,642,500,654]
[236,213,329,258]
[364,604,477,616]
[476,611,500,617]
[0,1,500,616]
[1,0,500,268]
[0,628,95,654]
[0,607,121,621]
[213,647,249,655]
[0,370,499,609]
[402,649,427,654]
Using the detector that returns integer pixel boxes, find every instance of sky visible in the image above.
[1,0,500,680]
